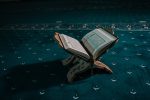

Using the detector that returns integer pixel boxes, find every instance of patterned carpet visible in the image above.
[0,24,150,99]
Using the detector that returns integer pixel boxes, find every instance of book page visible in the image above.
[82,28,118,59]
[59,34,90,60]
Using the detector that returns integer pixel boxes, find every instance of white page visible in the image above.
[59,34,90,59]
[82,28,118,59]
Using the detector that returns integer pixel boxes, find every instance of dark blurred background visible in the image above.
[0,0,150,24]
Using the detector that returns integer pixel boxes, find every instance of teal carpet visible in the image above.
[0,28,150,100]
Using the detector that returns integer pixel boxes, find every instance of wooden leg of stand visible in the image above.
[94,61,113,73]
[67,59,91,83]
[62,55,75,66]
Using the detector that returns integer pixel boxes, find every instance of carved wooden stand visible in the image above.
[62,55,112,83]
[54,32,113,83]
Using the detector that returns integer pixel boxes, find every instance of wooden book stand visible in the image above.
[54,32,113,83]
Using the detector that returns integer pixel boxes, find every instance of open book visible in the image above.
[54,28,118,61]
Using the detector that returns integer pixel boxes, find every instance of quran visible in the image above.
[55,28,118,61]
[54,28,118,82]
